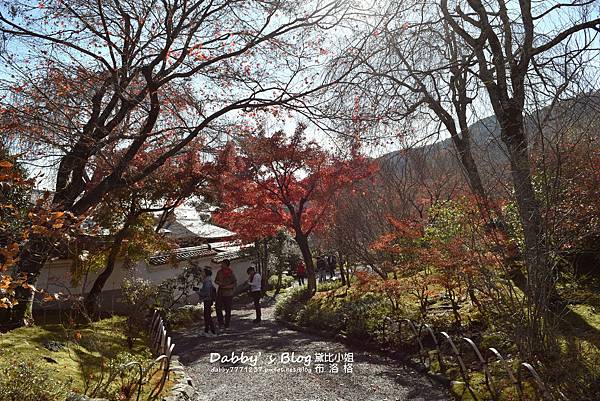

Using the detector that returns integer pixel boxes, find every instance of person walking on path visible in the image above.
[246,266,262,323]
[215,259,237,329]
[196,267,217,336]
[296,260,306,286]
[327,254,337,280]
[316,256,327,283]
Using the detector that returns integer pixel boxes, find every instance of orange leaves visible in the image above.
[31,224,50,235]
[0,159,33,186]
[0,273,34,308]
[21,281,37,293]
[214,125,376,242]
[27,209,73,239]
[1,282,63,310]
[41,292,62,303]
[370,218,424,263]
[50,212,65,228]
[371,204,485,296]
[0,274,13,289]
[0,243,20,272]
[190,42,208,61]
[353,271,408,303]
[370,232,399,253]
[387,217,423,240]
[0,297,13,309]
[0,160,30,309]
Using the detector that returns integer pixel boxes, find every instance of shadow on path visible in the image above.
[172,299,449,401]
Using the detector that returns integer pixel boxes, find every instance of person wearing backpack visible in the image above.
[215,259,237,330]
[196,267,217,336]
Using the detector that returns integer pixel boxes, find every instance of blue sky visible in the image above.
[2,0,599,190]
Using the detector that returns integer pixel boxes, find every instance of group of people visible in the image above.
[317,254,337,282]
[295,254,337,286]
[196,253,338,336]
[195,258,262,336]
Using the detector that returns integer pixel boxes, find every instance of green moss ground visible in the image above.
[0,316,171,400]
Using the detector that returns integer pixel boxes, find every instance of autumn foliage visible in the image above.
[0,156,79,309]
[0,158,29,308]
[214,125,377,241]
[360,198,505,324]
[214,124,377,292]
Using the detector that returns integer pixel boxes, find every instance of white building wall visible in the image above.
[36,256,253,307]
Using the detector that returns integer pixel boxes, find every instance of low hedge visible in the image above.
[274,286,396,341]
[268,274,296,290]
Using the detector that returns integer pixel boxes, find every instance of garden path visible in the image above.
[172,300,449,401]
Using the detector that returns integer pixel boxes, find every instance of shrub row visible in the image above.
[268,274,296,290]
[274,285,396,341]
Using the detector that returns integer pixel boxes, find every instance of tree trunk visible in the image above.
[501,121,556,354]
[502,124,547,283]
[262,239,269,291]
[9,281,36,327]
[339,254,351,288]
[84,228,128,318]
[2,234,54,328]
[254,238,270,293]
[453,137,490,212]
[294,233,316,294]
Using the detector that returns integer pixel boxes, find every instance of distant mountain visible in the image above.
[378,114,504,183]
[379,92,600,187]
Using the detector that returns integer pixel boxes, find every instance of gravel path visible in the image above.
[172,299,449,401]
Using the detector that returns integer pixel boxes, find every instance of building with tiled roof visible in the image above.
[36,204,254,313]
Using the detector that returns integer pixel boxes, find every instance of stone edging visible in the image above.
[162,355,196,401]
[275,317,451,388]
[66,394,108,401]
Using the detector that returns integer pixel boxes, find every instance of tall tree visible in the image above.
[326,0,599,357]
[439,0,600,355]
[328,1,497,219]
[214,124,375,294]
[82,143,209,316]
[0,0,353,326]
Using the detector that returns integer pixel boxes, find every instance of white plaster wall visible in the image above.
[37,256,253,297]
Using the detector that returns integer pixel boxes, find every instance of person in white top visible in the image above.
[246,266,262,323]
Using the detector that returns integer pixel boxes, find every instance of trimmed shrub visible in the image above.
[168,304,204,329]
[317,280,343,292]
[275,286,394,342]
[296,296,344,333]
[268,274,295,290]
[274,286,311,322]
[337,293,392,340]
